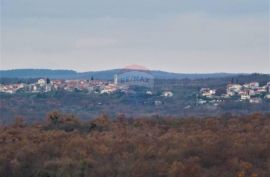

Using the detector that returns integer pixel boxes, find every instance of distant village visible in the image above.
[0,75,122,95]
[0,75,156,95]
[199,82,270,105]
[1,76,270,105]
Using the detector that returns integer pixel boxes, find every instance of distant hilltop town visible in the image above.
[199,82,270,104]
[1,76,270,105]
[0,76,121,95]
[0,74,154,95]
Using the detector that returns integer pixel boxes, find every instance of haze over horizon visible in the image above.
[1,0,269,73]
[0,67,270,75]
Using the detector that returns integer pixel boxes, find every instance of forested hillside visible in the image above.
[1,75,269,123]
[0,69,240,80]
[0,113,269,177]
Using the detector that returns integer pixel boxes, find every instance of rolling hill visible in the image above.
[0,69,241,80]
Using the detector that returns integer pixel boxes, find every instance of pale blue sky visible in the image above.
[1,0,269,73]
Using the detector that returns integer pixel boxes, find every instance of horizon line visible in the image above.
[1,68,270,75]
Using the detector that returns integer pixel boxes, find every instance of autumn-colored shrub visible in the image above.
[0,113,269,177]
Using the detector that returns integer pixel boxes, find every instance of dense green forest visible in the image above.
[0,113,269,177]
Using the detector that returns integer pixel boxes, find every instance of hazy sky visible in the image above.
[1,0,269,73]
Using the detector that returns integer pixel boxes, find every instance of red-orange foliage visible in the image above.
[0,113,269,177]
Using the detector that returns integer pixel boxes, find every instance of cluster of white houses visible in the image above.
[0,78,121,94]
[2,77,268,105]
[199,82,270,104]
[0,77,175,99]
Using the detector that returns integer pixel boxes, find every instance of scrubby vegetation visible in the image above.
[0,113,270,177]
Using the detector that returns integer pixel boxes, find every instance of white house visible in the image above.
[265,94,270,99]
[146,90,153,95]
[241,94,250,100]
[227,84,242,92]
[100,84,118,94]
[200,88,216,98]
[37,79,47,86]
[256,87,266,94]
[249,82,259,89]
[45,84,52,92]
[162,91,174,97]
